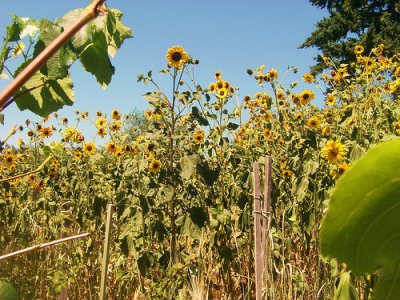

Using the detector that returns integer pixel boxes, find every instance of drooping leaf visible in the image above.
[180,155,198,180]
[15,72,74,117]
[191,106,209,126]
[0,281,19,300]
[57,9,91,48]
[197,161,219,186]
[320,139,400,299]
[0,113,4,125]
[106,9,133,58]
[80,31,115,88]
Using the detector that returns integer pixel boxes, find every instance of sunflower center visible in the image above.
[172,52,182,62]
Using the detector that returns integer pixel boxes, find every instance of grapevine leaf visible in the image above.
[35,19,69,79]
[80,31,115,88]
[15,72,74,117]
[320,139,400,299]
[106,9,133,58]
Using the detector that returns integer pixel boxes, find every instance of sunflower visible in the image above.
[302,73,315,84]
[149,159,161,172]
[267,69,278,81]
[109,120,122,132]
[214,71,222,80]
[4,154,15,168]
[322,140,346,164]
[166,46,188,69]
[217,88,228,99]
[322,125,331,136]
[330,163,351,179]
[280,169,293,177]
[354,45,364,56]
[111,109,121,121]
[39,126,53,138]
[208,83,216,93]
[95,117,107,128]
[306,116,321,129]
[299,90,315,105]
[325,94,336,106]
[291,94,301,106]
[83,142,96,156]
[106,141,117,154]
[73,150,83,160]
[97,127,107,138]
[193,129,205,144]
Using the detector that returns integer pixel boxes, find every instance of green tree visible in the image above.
[300,0,400,74]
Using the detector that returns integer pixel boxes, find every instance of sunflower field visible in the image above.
[1,6,400,300]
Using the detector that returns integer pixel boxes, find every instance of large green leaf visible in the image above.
[80,31,115,88]
[320,139,400,298]
[15,72,74,117]
[106,9,133,58]
[0,281,19,300]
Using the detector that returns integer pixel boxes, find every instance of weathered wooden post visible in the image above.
[253,156,273,300]
[253,162,263,300]
[100,204,114,300]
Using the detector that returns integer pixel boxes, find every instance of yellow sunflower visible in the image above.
[166,46,188,69]
[39,126,53,138]
[193,129,205,144]
[95,117,107,128]
[83,142,96,156]
[302,73,315,83]
[354,45,364,56]
[322,140,346,164]
[149,159,161,172]
[217,88,228,99]
[299,90,315,105]
[267,69,278,81]
[111,109,121,121]
[325,94,336,106]
[109,120,122,132]
[306,116,321,129]
[106,141,117,154]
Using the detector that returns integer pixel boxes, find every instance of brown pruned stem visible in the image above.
[0,0,107,112]
[0,153,53,183]
[0,233,90,260]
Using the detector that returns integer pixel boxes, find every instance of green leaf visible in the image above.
[320,139,400,299]
[106,9,133,58]
[191,106,209,126]
[0,113,4,125]
[0,281,19,300]
[197,161,219,186]
[137,253,150,276]
[36,18,68,79]
[80,31,115,88]
[333,272,359,300]
[15,72,74,117]
[180,155,198,180]
[227,122,239,130]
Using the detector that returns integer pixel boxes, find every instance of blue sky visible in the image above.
[0,1,327,144]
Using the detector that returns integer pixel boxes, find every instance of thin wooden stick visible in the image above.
[0,233,90,260]
[262,156,273,298]
[253,162,263,300]
[0,0,106,112]
[100,204,114,300]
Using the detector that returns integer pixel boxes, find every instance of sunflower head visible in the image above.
[166,46,188,69]
[149,159,161,172]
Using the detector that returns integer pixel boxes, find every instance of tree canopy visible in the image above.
[301,0,400,74]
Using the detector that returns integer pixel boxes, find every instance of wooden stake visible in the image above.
[100,204,114,300]
[0,233,89,261]
[253,162,263,300]
[262,156,272,298]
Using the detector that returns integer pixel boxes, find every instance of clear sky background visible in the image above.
[0,1,327,145]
